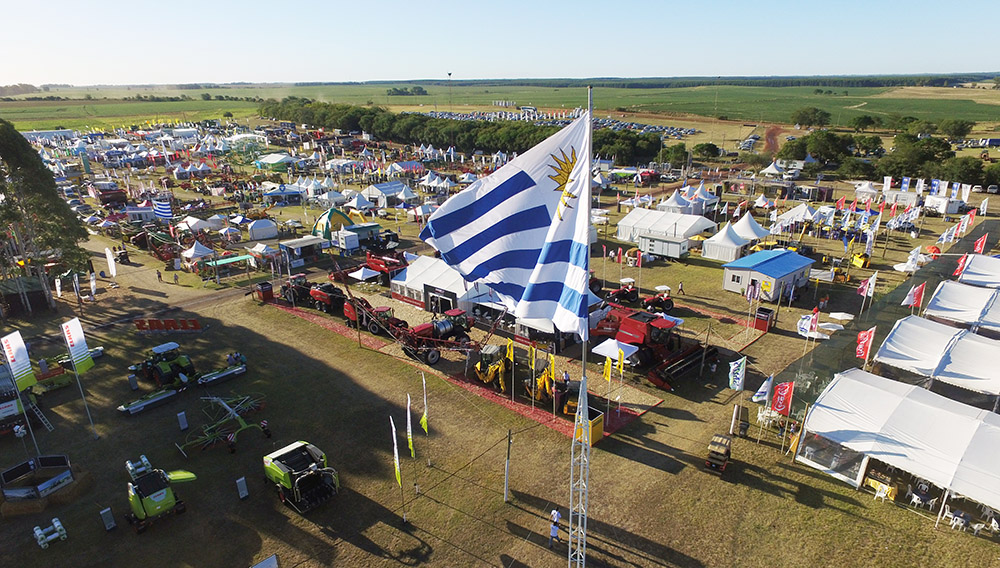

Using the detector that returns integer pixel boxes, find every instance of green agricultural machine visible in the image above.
[263,441,339,514]
[124,455,196,533]
[128,342,195,387]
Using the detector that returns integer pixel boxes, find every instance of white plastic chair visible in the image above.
[905,484,913,501]
[990,518,1000,534]
[942,505,954,523]
[926,497,938,511]
[874,485,889,502]
[917,482,930,493]
[910,493,923,508]
[972,522,986,536]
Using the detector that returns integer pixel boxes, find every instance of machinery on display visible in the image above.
[123,455,196,533]
[309,282,346,313]
[642,285,675,313]
[127,342,195,387]
[605,278,639,304]
[363,250,408,286]
[119,353,247,415]
[263,441,340,514]
[590,304,705,391]
[176,394,269,456]
[279,273,314,305]
[472,344,512,393]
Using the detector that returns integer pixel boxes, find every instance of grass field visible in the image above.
[4,83,1000,133]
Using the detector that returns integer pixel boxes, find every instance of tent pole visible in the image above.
[935,490,950,528]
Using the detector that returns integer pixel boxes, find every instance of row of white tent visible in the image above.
[799,252,1000,512]
[700,213,770,262]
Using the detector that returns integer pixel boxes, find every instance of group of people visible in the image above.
[226,352,246,366]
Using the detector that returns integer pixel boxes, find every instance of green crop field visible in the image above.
[4,82,1000,133]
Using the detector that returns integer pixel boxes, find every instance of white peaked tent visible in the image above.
[777,203,817,224]
[206,214,226,230]
[397,184,419,203]
[691,185,719,208]
[657,189,694,214]
[801,368,1000,512]
[247,219,278,241]
[759,162,784,177]
[616,208,716,243]
[181,241,215,260]
[957,254,1000,288]
[753,194,774,209]
[321,176,335,189]
[923,281,1000,339]
[345,193,375,211]
[592,173,610,187]
[459,172,478,184]
[179,215,210,232]
[855,180,879,199]
[873,315,1000,395]
[701,222,749,262]
[219,227,241,241]
[733,212,770,242]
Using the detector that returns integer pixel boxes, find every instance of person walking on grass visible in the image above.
[548,509,562,548]
[173,273,179,285]
[677,281,685,295]
[156,270,162,283]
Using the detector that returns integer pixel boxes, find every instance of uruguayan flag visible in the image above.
[420,112,592,339]
[153,199,172,220]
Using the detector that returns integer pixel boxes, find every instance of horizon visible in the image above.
[4,0,999,86]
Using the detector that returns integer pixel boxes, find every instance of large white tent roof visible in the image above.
[957,254,1000,288]
[804,368,1000,512]
[732,212,770,241]
[777,203,817,224]
[181,241,215,259]
[759,161,784,176]
[924,280,1000,335]
[616,208,716,242]
[704,221,748,248]
[873,315,1000,395]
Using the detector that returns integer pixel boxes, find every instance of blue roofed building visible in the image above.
[722,249,815,301]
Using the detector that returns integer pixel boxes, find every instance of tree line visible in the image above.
[258,98,665,165]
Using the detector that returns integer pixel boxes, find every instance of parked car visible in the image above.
[971,185,984,193]
[989,185,999,194]
[66,198,83,207]
[72,204,95,215]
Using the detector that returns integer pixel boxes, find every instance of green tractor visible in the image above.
[124,455,196,533]
[128,342,196,387]
[263,441,340,514]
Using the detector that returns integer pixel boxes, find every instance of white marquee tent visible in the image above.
[181,241,215,260]
[247,219,278,241]
[923,280,1000,339]
[873,315,1000,395]
[732,212,770,242]
[616,208,716,243]
[957,254,1000,288]
[800,368,1000,512]
[657,190,694,215]
[759,161,784,177]
[701,222,749,262]
[777,203,818,224]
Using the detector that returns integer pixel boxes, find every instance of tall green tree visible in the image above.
[849,115,876,132]
[0,118,88,311]
[790,107,831,128]
[692,143,719,160]
[938,119,975,140]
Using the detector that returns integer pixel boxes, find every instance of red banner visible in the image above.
[856,326,876,360]
[771,382,794,417]
[953,253,968,276]
[974,233,988,254]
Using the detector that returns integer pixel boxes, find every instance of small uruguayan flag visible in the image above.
[420,112,592,339]
[153,199,172,220]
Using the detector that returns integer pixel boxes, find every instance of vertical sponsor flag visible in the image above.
[728,357,746,391]
[1,331,37,391]
[389,416,401,488]
[771,382,794,417]
[506,337,514,362]
[900,177,911,192]
[981,199,989,216]
[420,112,593,339]
[797,315,812,337]
[883,176,893,191]
[61,317,95,373]
[89,272,97,297]
[752,375,773,404]
[406,394,414,458]
[930,179,940,195]
[54,277,62,298]
[954,253,969,276]
[603,356,612,383]
[420,372,429,434]
[617,348,625,374]
[975,233,988,254]
[105,247,117,279]
[856,326,877,359]
[809,310,819,332]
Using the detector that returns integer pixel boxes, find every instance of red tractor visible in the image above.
[642,285,674,313]
[343,299,408,336]
[397,309,475,366]
[280,274,313,305]
[606,278,639,304]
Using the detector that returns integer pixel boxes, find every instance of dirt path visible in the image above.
[764,125,784,154]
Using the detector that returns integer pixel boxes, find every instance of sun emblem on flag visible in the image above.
[548,147,578,221]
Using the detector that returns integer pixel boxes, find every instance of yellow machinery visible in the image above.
[347,209,369,225]
[852,253,870,269]
[473,344,510,393]
[526,356,557,402]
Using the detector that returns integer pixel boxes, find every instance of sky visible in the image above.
[3,0,998,86]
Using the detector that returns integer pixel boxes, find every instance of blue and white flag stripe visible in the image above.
[153,200,172,220]
[421,112,592,338]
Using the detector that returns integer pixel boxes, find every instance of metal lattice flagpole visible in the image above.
[568,86,594,568]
